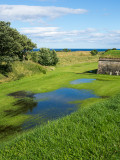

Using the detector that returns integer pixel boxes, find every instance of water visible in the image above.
[7,88,98,130]
[70,78,96,84]
[32,48,120,52]
[53,49,109,52]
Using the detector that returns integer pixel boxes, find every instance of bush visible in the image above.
[112,48,116,50]
[26,51,39,63]
[31,52,39,63]
[0,56,20,75]
[62,48,71,52]
[38,48,59,66]
[90,50,98,56]
[105,49,111,52]
[0,64,12,75]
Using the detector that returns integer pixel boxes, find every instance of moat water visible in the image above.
[2,78,98,138]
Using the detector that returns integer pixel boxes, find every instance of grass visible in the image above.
[0,62,120,140]
[0,51,98,83]
[0,93,120,159]
[101,50,120,58]
[0,51,120,159]
[0,73,5,80]
[0,62,100,141]
[57,51,99,66]
[0,61,46,83]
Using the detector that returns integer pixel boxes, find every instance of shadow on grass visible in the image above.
[0,125,22,140]
[76,69,98,74]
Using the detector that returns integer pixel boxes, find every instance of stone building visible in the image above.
[97,58,120,75]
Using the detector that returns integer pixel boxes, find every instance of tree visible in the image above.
[0,21,36,74]
[38,48,59,66]
[0,21,36,59]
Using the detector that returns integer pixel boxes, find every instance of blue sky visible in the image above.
[0,0,120,48]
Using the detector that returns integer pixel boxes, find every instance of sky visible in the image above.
[0,0,120,49]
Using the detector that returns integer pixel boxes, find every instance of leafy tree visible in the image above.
[38,48,59,66]
[0,21,36,59]
[0,21,36,73]
[90,50,98,56]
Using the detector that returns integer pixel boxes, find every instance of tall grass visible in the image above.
[57,51,99,66]
[0,61,46,83]
[0,74,5,80]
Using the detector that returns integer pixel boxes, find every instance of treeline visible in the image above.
[58,48,71,52]
[0,21,59,75]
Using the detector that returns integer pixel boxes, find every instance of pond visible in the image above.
[70,78,96,84]
[7,87,98,130]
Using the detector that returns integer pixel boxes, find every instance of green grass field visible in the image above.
[0,51,120,159]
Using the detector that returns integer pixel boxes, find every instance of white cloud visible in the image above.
[20,27,59,34]
[90,33,105,38]
[19,27,120,47]
[19,27,96,38]
[0,5,87,22]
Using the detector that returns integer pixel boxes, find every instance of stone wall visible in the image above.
[97,58,120,75]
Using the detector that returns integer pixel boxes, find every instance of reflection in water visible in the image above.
[5,98,37,116]
[70,78,96,84]
[8,91,34,98]
[9,88,98,130]
[6,88,98,132]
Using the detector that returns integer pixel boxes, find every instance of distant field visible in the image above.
[101,50,120,58]
[57,51,99,66]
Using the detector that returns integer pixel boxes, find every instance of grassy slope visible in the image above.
[0,93,120,159]
[0,51,120,159]
[101,50,120,58]
[0,61,46,83]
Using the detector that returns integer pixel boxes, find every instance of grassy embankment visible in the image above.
[0,94,120,159]
[0,51,120,159]
[101,50,120,58]
[0,61,46,83]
